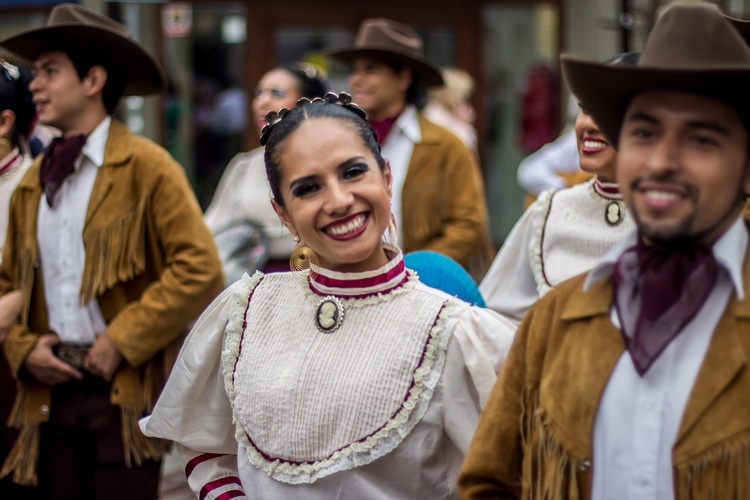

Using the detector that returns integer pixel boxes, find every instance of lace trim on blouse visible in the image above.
[222,271,451,484]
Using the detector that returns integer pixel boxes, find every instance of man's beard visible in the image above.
[629,176,745,248]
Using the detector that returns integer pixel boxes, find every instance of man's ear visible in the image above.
[85,65,108,97]
[397,68,413,93]
[271,198,297,235]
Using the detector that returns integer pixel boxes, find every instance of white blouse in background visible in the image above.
[480,178,636,326]
[204,147,296,260]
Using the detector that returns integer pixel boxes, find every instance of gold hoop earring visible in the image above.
[290,236,319,280]
[382,214,400,255]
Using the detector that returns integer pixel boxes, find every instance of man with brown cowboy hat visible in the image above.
[0,4,223,498]
[458,3,750,499]
[329,19,493,280]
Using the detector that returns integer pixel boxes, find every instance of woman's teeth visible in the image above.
[326,214,366,236]
[583,139,608,150]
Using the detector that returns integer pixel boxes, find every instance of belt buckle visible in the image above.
[54,344,88,369]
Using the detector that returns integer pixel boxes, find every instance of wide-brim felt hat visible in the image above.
[0,3,164,96]
[562,2,750,149]
[727,14,750,45]
[328,18,444,87]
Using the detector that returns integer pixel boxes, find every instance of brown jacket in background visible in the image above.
[0,120,224,485]
[401,115,493,281]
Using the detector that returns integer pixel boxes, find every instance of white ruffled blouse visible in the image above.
[480,178,636,326]
[140,252,515,499]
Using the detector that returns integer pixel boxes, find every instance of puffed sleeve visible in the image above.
[140,277,253,500]
[442,304,516,453]
[479,192,551,326]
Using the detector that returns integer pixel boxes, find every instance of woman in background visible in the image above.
[480,53,640,326]
[204,62,327,281]
[424,67,477,150]
[0,58,41,499]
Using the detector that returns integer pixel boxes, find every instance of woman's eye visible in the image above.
[271,89,287,99]
[342,164,368,179]
[291,182,319,198]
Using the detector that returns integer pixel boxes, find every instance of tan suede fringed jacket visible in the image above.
[0,120,224,485]
[401,115,493,281]
[459,249,750,500]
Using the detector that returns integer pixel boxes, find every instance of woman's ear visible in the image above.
[271,198,297,235]
[0,109,17,140]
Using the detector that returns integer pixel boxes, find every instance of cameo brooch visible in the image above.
[315,295,344,334]
[605,200,625,226]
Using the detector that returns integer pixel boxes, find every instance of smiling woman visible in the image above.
[480,52,640,327]
[140,93,517,499]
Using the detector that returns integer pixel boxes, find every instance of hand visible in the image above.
[0,291,22,343]
[84,333,122,382]
[24,334,83,385]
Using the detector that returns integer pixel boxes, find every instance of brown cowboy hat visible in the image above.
[727,14,750,45]
[0,3,164,96]
[328,18,444,87]
[562,2,750,149]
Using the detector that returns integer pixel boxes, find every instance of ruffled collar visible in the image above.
[592,178,622,200]
[308,250,409,299]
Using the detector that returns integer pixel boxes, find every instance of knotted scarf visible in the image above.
[39,134,86,207]
[370,116,398,145]
[612,236,719,375]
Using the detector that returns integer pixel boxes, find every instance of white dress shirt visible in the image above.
[381,105,420,242]
[37,117,111,345]
[583,215,747,500]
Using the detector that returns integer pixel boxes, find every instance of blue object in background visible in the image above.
[404,251,486,307]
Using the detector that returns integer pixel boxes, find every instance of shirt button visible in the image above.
[40,405,49,416]
[579,460,591,472]
[637,475,650,486]
[643,398,656,410]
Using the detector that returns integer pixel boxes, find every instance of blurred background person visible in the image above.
[516,96,590,206]
[329,18,493,280]
[0,57,40,499]
[424,67,478,150]
[204,62,327,282]
[481,52,640,326]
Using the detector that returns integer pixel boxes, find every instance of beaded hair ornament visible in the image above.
[259,91,368,146]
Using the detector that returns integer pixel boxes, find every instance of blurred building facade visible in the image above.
[0,0,745,243]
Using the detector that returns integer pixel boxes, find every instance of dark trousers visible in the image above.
[36,374,160,500]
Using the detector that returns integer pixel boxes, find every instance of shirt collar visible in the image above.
[584,215,747,299]
[78,115,112,170]
[390,105,421,144]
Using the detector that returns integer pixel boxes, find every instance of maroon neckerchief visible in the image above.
[370,116,398,145]
[39,134,87,208]
[612,235,719,376]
